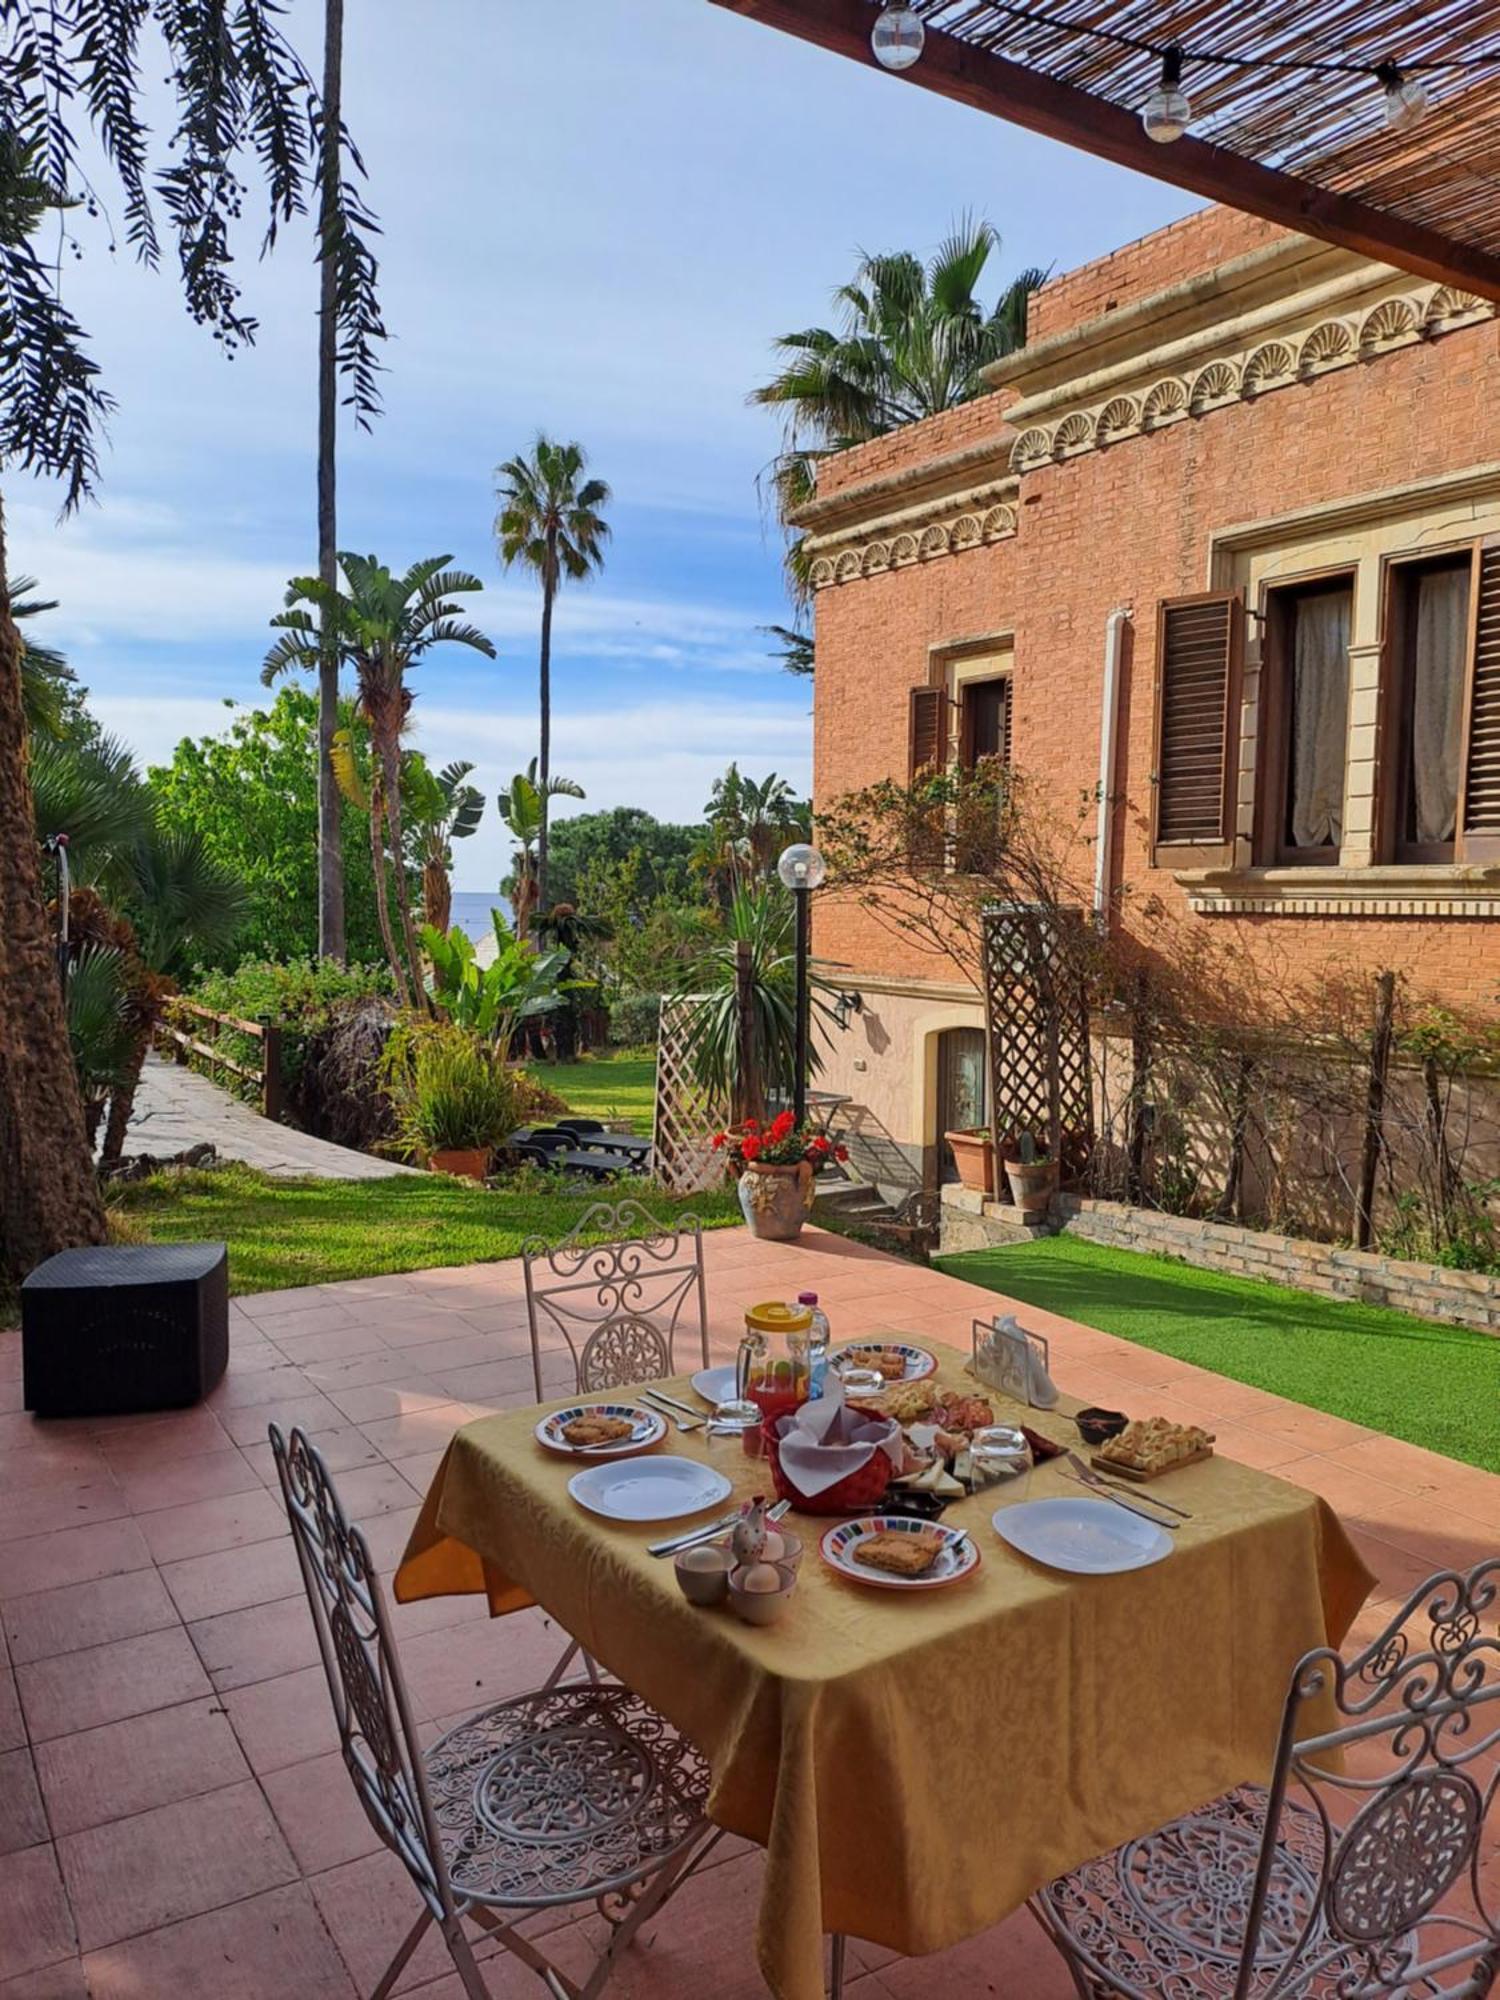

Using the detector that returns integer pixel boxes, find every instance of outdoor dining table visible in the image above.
[395,1343,1374,2000]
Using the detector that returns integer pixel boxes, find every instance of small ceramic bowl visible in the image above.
[1076,1406,1129,1446]
[674,1543,732,1607]
[758,1528,803,1577]
[728,1560,796,1625]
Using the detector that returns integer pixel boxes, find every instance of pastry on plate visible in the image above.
[561,1413,636,1447]
[853,1527,947,1577]
[842,1344,906,1375]
[1097,1416,1213,1472]
[862,1379,940,1424]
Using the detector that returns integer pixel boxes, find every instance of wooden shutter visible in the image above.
[909,684,949,871]
[1151,590,1243,865]
[1000,676,1013,767]
[1459,540,1500,861]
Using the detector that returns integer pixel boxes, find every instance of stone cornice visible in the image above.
[1177,865,1500,919]
[789,434,1012,533]
[803,475,1019,591]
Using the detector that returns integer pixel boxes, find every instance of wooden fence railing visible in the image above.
[158,999,285,1123]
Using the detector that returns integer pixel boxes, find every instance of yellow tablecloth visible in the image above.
[395,1350,1373,2000]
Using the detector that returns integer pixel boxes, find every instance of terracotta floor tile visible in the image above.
[93,1406,233,1465]
[0,1845,76,1981]
[113,1447,262,1516]
[261,1749,387,1872]
[298,1348,423,1392]
[188,1593,319,1690]
[0,1444,110,1498]
[58,1777,297,1950]
[0,1519,152,1603]
[394,1450,448,1497]
[221,1664,344,1773]
[18,1624,211,1741]
[872,1904,1073,1996]
[0,1953,90,1996]
[356,1403,478,1462]
[34,1696,249,1835]
[207,1362,317,1412]
[81,1881,352,1998]
[0,1668,22,1752]
[137,1486,287,1565]
[239,1423,385,1490]
[356,1505,423,1573]
[0,1568,178,1669]
[159,1530,303,1623]
[239,1299,360,1336]
[324,1379,452,1425]
[269,1322,397,1366]
[323,1460,432,1520]
[395,1606,573,1718]
[218,1392,345,1447]
[0,1747,47,1854]
[310,1848,494,1993]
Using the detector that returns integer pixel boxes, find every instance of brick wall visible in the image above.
[813,392,1012,499]
[1028,208,1289,343]
[1052,1195,1500,1335]
[811,313,1500,1004]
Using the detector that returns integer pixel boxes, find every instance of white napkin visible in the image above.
[773,1375,903,1499]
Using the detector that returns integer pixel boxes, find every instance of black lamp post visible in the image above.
[776,841,825,1127]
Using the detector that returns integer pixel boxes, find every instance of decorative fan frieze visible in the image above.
[1298,320,1354,375]
[807,495,1019,588]
[1242,341,1295,395]
[1052,411,1094,457]
[1095,396,1141,444]
[1012,427,1053,471]
[1142,378,1189,429]
[1189,360,1241,414]
[1359,297,1420,355]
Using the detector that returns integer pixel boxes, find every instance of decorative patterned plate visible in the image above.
[535,1403,666,1458]
[829,1342,937,1383]
[690,1365,737,1407]
[991,1497,1172,1574]
[567,1456,733,1523]
[820,1515,980,1592]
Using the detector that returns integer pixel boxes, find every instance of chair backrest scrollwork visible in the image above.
[269,1425,454,1919]
[521,1200,709,1400]
[1238,1557,1500,1999]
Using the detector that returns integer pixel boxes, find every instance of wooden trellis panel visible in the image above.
[652,997,730,1196]
[981,904,1094,1178]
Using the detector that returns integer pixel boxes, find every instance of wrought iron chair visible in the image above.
[521,1199,710,1402]
[269,1425,719,2000]
[1031,1557,1500,1999]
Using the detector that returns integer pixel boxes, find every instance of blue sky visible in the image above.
[12,0,1197,891]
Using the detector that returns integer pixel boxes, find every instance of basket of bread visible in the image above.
[765,1378,904,1514]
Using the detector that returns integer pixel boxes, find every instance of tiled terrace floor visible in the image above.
[2,1224,1497,1998]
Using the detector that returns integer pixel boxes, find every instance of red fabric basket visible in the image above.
[764,1414,899,1515]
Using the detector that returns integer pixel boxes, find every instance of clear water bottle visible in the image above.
[796,1292,830,1397]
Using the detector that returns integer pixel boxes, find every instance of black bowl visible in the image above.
[1075,1407,1128,1446]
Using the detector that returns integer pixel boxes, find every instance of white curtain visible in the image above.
[1410,566,1468,845]
[1289,588,1351,850]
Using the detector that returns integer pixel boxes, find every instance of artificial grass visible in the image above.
[525,1050,657,1134]
[108,1162,740,1297]
[937,1234,1500,1475]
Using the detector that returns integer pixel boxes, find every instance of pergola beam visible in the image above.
[710,0,1500,304]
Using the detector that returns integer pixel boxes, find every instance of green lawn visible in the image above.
[107,1162,739,1297]
[525,1050,656,1134]
[938,1235,1500,1475]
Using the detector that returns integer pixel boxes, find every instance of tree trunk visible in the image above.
[380,732,427,1005]
[422,857,451,937]
[0,503,108,1286]
[315,0,347,964]
[366,756,410,1007]
[102,1021,155,1167]
[537,561,554,912]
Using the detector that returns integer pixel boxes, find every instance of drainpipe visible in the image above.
[1093,609,1130,926]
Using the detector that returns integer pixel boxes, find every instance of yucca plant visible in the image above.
[380,1021,519,1162]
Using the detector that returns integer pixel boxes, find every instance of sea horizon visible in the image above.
[449,890,513,943]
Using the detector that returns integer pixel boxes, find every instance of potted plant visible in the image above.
[1002,1131,1057,1213]
[712,1110,848,1242]
[945,1127,995,1194]
[382,1023,517,1182]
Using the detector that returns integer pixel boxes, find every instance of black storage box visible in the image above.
[21,1242,229,1418]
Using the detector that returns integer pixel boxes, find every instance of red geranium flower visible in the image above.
[711,1133,726,1150]
[811,1135,831,1153]
[834,1144,849,1162]
[740,1134,762,1161]
[743,1118,760,1132]
[769,1109,796,1141]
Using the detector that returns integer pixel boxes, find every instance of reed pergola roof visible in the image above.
[710,0,1500,301]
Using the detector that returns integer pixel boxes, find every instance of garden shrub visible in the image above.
[608,992,660,1047]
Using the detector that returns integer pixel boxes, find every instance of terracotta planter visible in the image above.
[1005,1157,1058,1213]
[945,1128,995,1194]
[429,1146,490,1183]
[737,1160,815,1241]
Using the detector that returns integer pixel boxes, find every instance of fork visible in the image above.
[640,1391,704,1434]
[1064,1448,1193,1519]
[1057,1466,1179,1530]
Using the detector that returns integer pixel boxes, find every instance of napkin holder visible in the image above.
[971,1314,1058,1409]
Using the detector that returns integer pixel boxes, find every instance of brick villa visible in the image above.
[804,205,1500,1195]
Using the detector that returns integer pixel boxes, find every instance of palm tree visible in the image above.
[702,764,807,894]
[494,438,610,907]
[498,761,584,939]
[12,577,79,739]
[263,554,495,1004]
[315,0,347,965]
[753,217,1048,529]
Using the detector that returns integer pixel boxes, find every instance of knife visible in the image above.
[1057,1467,1178,1530]
[647,1498,791,1560]
[1064,1449,1194,1519]
[640,1387,710,1421]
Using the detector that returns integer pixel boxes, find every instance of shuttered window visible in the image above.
[1459,539,1500,860]
[1151,590,1244,864]
[959,676,1011,770]
[908,684,949,871]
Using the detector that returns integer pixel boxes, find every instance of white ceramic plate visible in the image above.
[820,1516,981,1592]
[991,1496,1172,1575]
[829,1342,937,1383]
[535,1403,666,1458]
[567,1456,733,1523]
[691,1365,737,1407]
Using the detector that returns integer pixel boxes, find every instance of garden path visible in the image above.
[124,1055,420,1180]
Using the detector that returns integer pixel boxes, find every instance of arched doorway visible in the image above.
[936,1027,987,1183]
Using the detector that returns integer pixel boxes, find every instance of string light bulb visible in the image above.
[871,1,925,72]
[1141,45,1191,143]
[1377,62,1430,132]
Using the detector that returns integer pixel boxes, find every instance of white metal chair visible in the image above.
[521,1199,710,1401]
[269,1425,720,1999]
[1031,1557,1500,1999]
